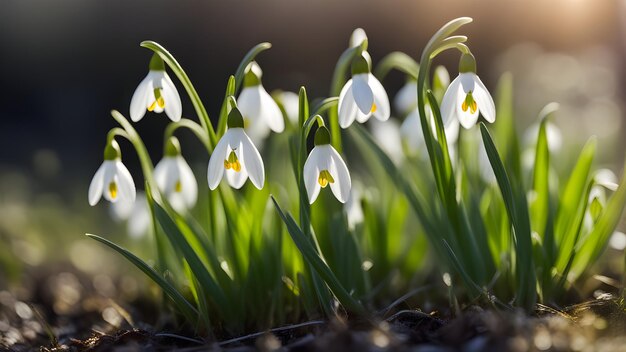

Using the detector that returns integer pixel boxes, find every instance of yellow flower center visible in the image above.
[461,91,477,114]
[148,88,165,111]
[318,170,334,188]
[371,102,377,113]
[108,182,118,199]
[224,151,242,172]
[175,180,182,193]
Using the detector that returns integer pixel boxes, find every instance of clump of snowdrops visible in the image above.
[86,18,626,335]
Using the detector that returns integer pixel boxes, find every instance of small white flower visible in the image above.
[523,121,563,153]
[441,72,495,129]
[89,143,136,206]
[154,155,198,213]
[110,192,151,239]
[400,105,460,155]
[370,118,403,164]
[345,186,364,230]
[594,168,618,191]
[394,80,418,116]
[277,91,300,124]
[207,122,265,190]
[304,127,351,203]
[130,55,182,122]
[238,62,284,143]
[338,72,390,128]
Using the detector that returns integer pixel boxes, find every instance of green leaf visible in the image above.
[86,234,198,324]
[271,196,365,315]
[147,192,234,322]
[480,123,536,311]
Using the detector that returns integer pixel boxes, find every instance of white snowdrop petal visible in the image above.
[88,163,107,206]
[279,91,300,123]
[338,80,358,128]
[327,146,351,203]
[459,73,476,93]
[304,147,322,204]
[258,86,285,133]
[207,133,231,190]
[394,81,418,115]
[368,73,390,121]
[349,28,368,48]
[225,149,249,189]
[162,74,182,122]
[355,111,372,123]
[238,87,262,123]
[440,76,461,128]
[130,74,152,122]
[116,161,136,203]
[400,109,424,153]
[352,74,374,115]
[237,129,265,189]
[472,75,496,123]
[177,156,198,208]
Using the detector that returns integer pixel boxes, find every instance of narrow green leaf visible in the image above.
[271,196,365,315]
[86,234,198,323]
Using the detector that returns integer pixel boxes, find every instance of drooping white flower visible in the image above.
[394,80,418,116]
[276,91,299,124]
[594,168,619,191]
[370,118,403,165]
[338,55,390,128]
[130,54,182,123]
[153,137,198,212]
[303,127,351,203]
[345,186,364,230]
[207,107,265,190]
[441,53,495,129]
[89,140,136,205]
[400,105,460,156]
[238,61,284,144]
[523,120,563,153]
[110,192,151,239]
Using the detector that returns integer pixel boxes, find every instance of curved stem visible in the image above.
[107,127,130,144]
[311,97,338,117]
[140,41,217,150]
[233,43,272,93]
[164,118,212,152]
[111,110,157,193]
[374,51,420,81]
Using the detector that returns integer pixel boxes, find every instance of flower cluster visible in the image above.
[89,28,496,214]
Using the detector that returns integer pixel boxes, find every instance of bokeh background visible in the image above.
[1,0,626,282]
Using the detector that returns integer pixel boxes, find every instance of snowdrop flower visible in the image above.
[276,90,299,124]
[304,126,351,203]
[207,107,265,190]
[594,168,619,191]
[238,61,284,144]
[345,186,364,230]
[523,121,563,153]
[441,53,495,129]
[394,79,418,116]
[130,54,182,122]
[153,137,198,212]
[400,105,460,156]
[370,118,403,165]
[110,192,151,239]
[89,140,136,205]
[338,55,390,128]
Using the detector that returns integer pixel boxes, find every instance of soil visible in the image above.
[2,266,626,351]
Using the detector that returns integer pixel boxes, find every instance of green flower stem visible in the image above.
[429,37,469,58]
[111,110,157,189]
[311,97,338,117]
[233,43,272,93]
[140,41,217,151]
[164,118,212,152]
[328,41,368,152]
[374,52,420,81]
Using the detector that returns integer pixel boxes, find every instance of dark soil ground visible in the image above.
[2,266,626,351]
